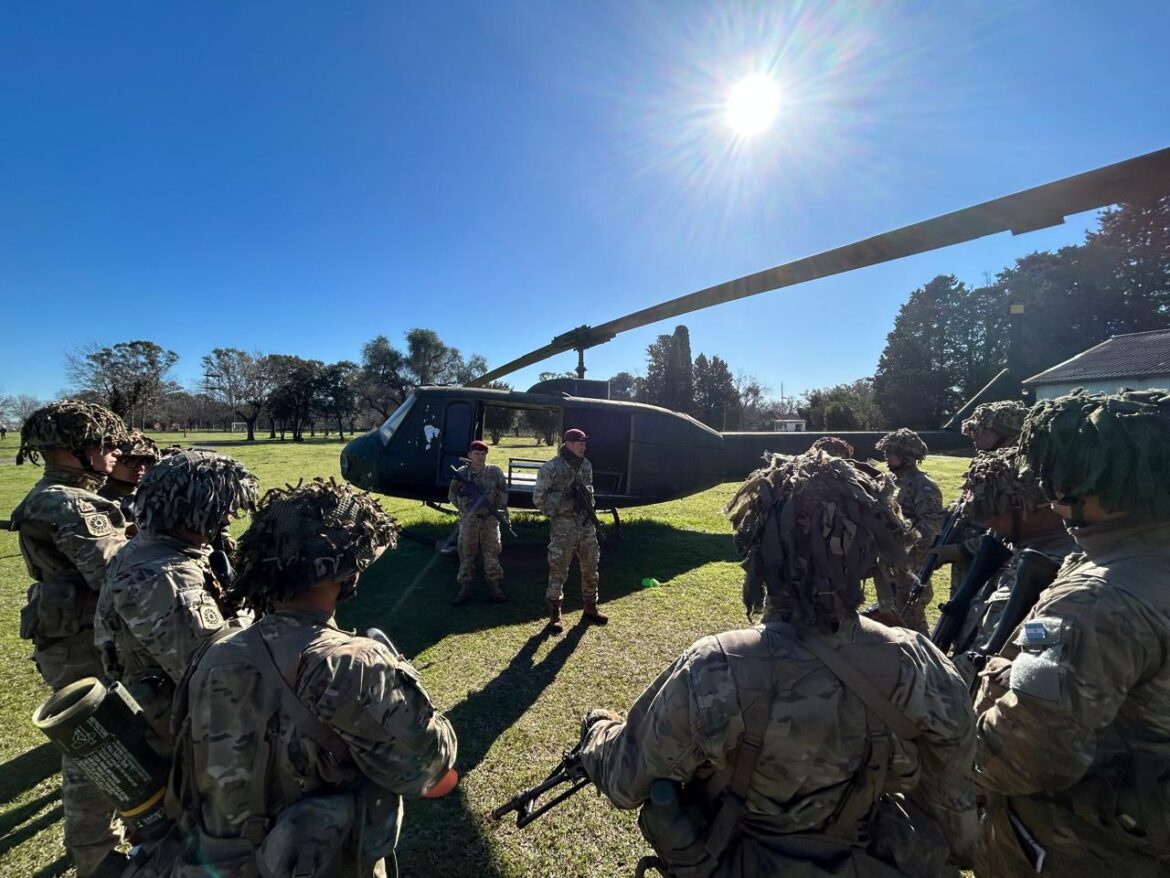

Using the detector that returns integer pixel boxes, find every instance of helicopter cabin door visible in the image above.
[437,400,475,486]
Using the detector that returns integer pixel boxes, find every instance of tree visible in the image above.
[640,325,695,413]
[522,409,559,445]
[315,361,360,439]
[1087,195,1170,323]
[799,379,883,430]
[482,381,516,444]
[608,371,641,401]
[357,336,408,420]
[692,354,739,430]
[734,372,770,430]
[65,340,180,427]
[266,356,322,441]
[201,348,275,440]
[12,394,44,423]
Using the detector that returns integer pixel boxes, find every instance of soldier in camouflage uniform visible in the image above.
[448,440,508,605]
[579,450,978,877]
[10,401,130,877]
[97,429,161,532]
[974,389,1170,877]
[95,450,259,746]
[873,428,946,634]
[170,479,458,878]
[533,428,606,633]
[944,448,1075,684]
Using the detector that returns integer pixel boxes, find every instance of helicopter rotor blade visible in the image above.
[467,146,1170,388]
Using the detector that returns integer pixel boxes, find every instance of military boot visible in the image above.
[488,582,508,603]
[453,584,473,606]
[583,599,609,625]
[547,600,564,634]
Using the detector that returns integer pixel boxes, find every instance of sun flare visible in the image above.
[725,74,781,138]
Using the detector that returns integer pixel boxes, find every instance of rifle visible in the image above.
[491,747,590,828]
[571,481,606,543]
[965,548,1062,677]
[903,498,965,613]
[450,463,517,538]
[930,533,1012,654]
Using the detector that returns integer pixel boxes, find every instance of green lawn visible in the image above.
[0,433,968,878]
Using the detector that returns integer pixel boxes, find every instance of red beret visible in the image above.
[563,429,588,442]
[469,440,489,452]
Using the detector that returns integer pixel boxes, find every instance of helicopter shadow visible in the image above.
[340,517,737,659]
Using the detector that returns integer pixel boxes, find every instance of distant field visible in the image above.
[0,433,967,878]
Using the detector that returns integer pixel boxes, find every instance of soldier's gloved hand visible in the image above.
[927,543,965,564]
[972,655,1013,715]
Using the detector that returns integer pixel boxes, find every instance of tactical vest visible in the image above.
[639,620,923,878]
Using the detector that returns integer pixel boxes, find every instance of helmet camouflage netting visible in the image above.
[17,400,129,465]
[874,428,928,461]
[135,449,259,537]
[725,450,910,628]
[118,429,161,462]
[231,478,400,611]
[959,448,1048,525]
[1019,387,1170,519]
[811,436,855,458]
[961,400,1028,441]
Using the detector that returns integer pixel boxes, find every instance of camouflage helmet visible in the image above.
[1019,388,1170,519]
[811,435,855,458]
[959,448,1048,526]
[118,429,161,463]
[17,400,128,465]
[875,428,928,462]
[231,478,399,612]
[135,449,259,538]
[960,401,1028,443]
[725,449,910,629]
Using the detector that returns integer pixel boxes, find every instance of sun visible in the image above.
[725,74,781,138]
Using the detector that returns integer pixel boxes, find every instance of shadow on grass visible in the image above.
[0,742,59,805]
[0,797,62,857]
[342,518,736,659]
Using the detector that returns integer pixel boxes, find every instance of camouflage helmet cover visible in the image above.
[135,449,259,537]
[1019,387,1170,519]
[811,435,855,458]
[118,429,161,462]
[232,478,400,611]
[959,448,1048,525]
[17,399,128,465]
[725,450,910,627]
[960,400,1028,441]
[875,428,928,461]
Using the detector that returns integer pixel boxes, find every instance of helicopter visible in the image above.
[340,146,1170,518]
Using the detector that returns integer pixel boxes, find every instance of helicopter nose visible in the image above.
[340,430,381,490]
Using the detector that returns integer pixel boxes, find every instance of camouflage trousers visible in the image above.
[33,631,121,875]
[457,515,503,585]
[875,562,931,635]
[545,516,599,602]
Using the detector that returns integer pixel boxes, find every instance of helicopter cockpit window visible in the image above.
[378,394,416,445]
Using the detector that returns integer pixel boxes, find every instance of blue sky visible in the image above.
[2,2,1168,404]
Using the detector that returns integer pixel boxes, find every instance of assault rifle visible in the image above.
[903,498,965,614]
[491,747,590,828]
[450,463,516,538]
[571,481,606,542]
[930,533,1012,654]
[964,548,1062,680]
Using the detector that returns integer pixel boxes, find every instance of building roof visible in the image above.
[1023,328,1170,385]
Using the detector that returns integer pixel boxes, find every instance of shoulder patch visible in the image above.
[200,605,224,629]
[82,513,114,537]
[1009,616,1071,704]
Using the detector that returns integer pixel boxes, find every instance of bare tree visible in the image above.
[65,340,179,427]
[201,348,275,440]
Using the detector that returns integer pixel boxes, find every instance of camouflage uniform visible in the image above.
[877,468,945,634]
[172,609,458,878]
[447,462,507,597]
[98,429,161,528]
[581,451,977,876]
[534,449,600,603]
[12,401,129,875]
[974,520,1170,876]
[95,531,248,744]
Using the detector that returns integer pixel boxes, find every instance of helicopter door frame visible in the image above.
[437,400,476,485]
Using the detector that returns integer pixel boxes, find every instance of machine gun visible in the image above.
[930,533,1013,654]
[571,480,606,542]
[491,747,590,828]
[450,463,516,538]
[903,498,965,614]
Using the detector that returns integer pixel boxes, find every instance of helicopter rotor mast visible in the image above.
[466,146,1170,389]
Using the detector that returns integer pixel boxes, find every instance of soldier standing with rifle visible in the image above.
[448,439,510,605]
[534,428,607,633]
[974,389,1170,876]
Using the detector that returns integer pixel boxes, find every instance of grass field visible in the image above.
[0,432,969,878]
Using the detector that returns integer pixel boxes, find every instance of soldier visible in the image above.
[974,389,1170,876]
[533,428,606,633]
[95,449,259,745]
[448,439,508,605]
[169,479,459,878]
[97,429,161,532]
[10,400,130,877]
[944,448,1076,682]
[873,428,945,633]
[578,450,978,876]
[810,434,855,458]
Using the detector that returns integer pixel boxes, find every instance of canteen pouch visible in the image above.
[22,579,89,641]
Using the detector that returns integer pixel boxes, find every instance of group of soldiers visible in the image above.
[9,386,1170,877]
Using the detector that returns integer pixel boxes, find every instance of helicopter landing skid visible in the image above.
[606,507,622,538]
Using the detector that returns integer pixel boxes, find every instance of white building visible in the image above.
[1023,328,1170,400]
